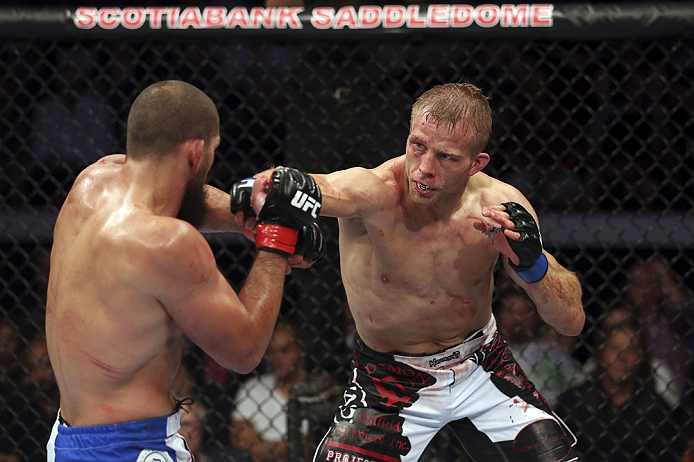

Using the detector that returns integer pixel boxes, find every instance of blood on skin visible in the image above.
[448,296,471,317]
[95,403,118,419]
[83,350,122,379]
[189,241,212,284]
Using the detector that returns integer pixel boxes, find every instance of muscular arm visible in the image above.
[150,222,288,373]
[198,185,244,234]
[255,165,396,219]
[505,252,585,336]
[475,190,585,337]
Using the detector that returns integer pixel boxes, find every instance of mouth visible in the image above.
[414,181,435,194]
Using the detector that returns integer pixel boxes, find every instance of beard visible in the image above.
[177,176,208,228]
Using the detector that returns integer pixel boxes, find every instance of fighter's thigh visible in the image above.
[313,407,423,462]
[448,414,577,462]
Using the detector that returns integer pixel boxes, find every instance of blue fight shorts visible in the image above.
[46,407,192,462]
[313,315,579,462]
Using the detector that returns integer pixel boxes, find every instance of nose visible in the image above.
[418,151,436,178]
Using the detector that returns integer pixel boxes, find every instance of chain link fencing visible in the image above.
[1,4,693,461]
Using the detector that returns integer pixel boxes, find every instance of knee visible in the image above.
[512,418,573,462]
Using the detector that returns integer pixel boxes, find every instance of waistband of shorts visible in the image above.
[356,315,497,371]
[56,406,183,437]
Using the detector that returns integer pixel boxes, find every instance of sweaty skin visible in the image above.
[46,147,290,427]
[297,111,583,354]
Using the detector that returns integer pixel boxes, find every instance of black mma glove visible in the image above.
[230,175,325,261]
[230,177,256,220]
[251,168,322,257]
[295,222,326,263]
[502,202,548,283]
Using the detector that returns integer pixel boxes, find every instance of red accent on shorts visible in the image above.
[255,223,298,255]
[326,441,400,462]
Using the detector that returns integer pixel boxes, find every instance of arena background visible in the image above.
[1,2,693,461]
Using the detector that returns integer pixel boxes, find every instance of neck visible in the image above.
[122,156,188,218]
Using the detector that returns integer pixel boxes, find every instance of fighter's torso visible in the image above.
[339,162,510,354]
[46,155,180,426]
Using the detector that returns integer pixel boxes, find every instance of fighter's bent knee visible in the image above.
[513,418,572,462]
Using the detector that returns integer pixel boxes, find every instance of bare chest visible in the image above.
[368,215,496,290]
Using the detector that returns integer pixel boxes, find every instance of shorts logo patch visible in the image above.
[428,350,460,368]
[137,449,174,462]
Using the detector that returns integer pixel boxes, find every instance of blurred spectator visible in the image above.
[0,336,59,461]
[179,402,208,460]
[0,320,21,395]
[555,322,684,461]
[514,324,582,407]
[679,388,694,462]
[0,320,22,457]
[625,258,694,404]
[172,360,198,400]
[496,290,581,406]
[0,453,20,462]
[495,289,542,351]
[231,322,307,462]
[179,401,253,462]
[581,305,679,407]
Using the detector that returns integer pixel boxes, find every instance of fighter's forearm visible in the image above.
[512,252,585,336]
[199,185,243,233]
[235,251,288,368]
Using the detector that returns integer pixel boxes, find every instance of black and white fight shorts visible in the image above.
[313,316,578,462]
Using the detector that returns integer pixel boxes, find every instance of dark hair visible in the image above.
[126,80,219,160]
[410,82,492,155]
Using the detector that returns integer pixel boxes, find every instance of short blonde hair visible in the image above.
[410,83,492,155]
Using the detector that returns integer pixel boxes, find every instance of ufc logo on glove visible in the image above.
[291,191,321,218]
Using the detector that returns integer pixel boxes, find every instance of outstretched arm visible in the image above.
[255,165,397,219]
[473,201,585,336]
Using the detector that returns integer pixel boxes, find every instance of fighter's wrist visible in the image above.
[511,253,548,283]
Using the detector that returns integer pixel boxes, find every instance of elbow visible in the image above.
[213,346,264,375]
[562,309,586,337]
[232,360,261,376]
[232,349,265,375]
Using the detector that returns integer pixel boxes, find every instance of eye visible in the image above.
[410,141,425,155]
[437,152,458,162]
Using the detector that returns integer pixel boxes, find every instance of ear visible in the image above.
[469,152,490,176]
[184,139,205,172]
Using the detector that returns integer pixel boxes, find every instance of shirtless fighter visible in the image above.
[251,83,585,461]
[44,80,322,461]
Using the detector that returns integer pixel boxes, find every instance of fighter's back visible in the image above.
[46,155,182,426]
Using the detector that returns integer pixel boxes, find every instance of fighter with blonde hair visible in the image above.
[249,82,584,461]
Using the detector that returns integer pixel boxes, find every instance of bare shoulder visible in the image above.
[136,217,212,268]
[473,172,532,210]
[123,217,216,293]
[70,155,125,197]
[366,155,404,201]
[371,155,403,185]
